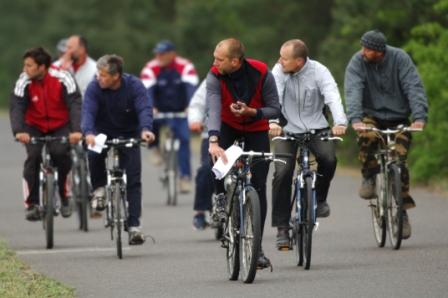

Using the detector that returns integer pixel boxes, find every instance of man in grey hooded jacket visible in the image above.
[344,30,428,240]
[270,39,347,250]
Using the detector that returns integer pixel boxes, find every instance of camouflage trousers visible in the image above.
[357,116,412,196]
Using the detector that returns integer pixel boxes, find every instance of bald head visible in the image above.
[216,38,245,60]
[66,35,88,62]
[281,39,308,59]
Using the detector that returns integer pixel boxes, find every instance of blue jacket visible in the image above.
[82,74,153,138]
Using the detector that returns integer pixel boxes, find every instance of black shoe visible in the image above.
[60,198,72,218]
[128,227,146,245]
[25,205,41,221]
[257,250,273,271]
[276,227,290,251]
[316,201,330,218]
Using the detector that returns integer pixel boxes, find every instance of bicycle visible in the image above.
[220,140,286,283]
[361,126,421,250]
[273,131,342,270]
[103,138,143,259]
[30,136,68,249]
[154,112,187,206]
[70,141,91,232]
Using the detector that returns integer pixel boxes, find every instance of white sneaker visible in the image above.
[129,226,145,245]
[91,187,106,211]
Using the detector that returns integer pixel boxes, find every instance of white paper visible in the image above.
[87,133,107,153]
[212,145,243,180]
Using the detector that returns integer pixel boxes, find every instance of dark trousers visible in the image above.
[215,123,270,236]
[88,146,142,227]
[272,130,337,227]
[193,138,214,211]
[23,125,71,206]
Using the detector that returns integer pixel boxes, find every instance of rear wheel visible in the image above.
[226,196,240,280]
[240,188,261,283]
[387,164,403,250]
[371,173,387,247]
[43,173,55,249]
[78,157,89,232]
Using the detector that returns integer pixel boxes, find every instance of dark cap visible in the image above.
[360,30,387,52]
[153,40,176,54]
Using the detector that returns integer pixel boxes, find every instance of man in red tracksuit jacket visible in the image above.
[10,47,82,221]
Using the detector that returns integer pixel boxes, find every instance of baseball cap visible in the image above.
[153,40,176,54]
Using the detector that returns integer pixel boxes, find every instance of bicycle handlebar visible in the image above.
[29,136,68,144]
[154,111,187,120]
[272,135,343,142]
[104,138,145,148]
[361,126,423,135]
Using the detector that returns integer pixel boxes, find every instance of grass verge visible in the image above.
[0,241,74,298]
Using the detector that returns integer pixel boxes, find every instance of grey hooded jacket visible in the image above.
[272,59,347,134]
[344,45,428,123]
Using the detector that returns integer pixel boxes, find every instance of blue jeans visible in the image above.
[193,138,214,211]
[150,118,191,178]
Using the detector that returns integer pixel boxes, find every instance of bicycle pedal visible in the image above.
[314,222,320,232]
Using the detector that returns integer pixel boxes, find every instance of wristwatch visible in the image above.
[209,136,219,144]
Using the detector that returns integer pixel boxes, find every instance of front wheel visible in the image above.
[42,173,55,249]
[371,173,387,247]
[226,196,240,281]
[78,157,89,232]
[113,182,123,259]
[239,188,261,283]
[387,164,403,250]
[302,176,314,270]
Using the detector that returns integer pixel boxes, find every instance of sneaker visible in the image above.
[257,249,272,270]
[25,204,41,221]
[179,177,192,194]
[316,201,330,218]
[193,213,209,230]
[211,193,227,224]
[91,187,106,211]
[128,226,146,245]
[359,177,376,199]
[402,210,412,239]
[276,227,290,251]
[60,197,72,218]
[402,195,416,210]
[149,148,163,166]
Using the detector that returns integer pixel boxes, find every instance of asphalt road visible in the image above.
[0,115,447,298]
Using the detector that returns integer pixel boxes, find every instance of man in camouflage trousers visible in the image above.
[344,30,428,239]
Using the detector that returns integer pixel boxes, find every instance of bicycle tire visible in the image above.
[371,173,387,247]
[113,182,123,259]
[293,183,303,266]
[78,157,89,232]
[43,173,55,249]
[387,164,403,250]
[240,187,261,283]
[303,176,314,270]
[166,148,178,206]
[226,195,240,280]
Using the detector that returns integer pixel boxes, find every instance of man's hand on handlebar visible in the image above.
[410,121,425,130]
[352,122,368,131]
[209,142,228,164]
[141,130,156,143]
[332,125,347,136]
[85,134,96,147]
[269,123,282,137]
[69,132,83,144]
[15,132,30,144]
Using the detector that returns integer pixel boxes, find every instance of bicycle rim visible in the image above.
[79,158,89,232]
[226,198,239,280]
[239,189,261,283]
[371,173,387,247]
[387,164,403,249]
[293,184,303,266]
[45,174,55,249]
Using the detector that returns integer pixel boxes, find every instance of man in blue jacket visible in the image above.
[82,54,155,245]
[344,30,428,240]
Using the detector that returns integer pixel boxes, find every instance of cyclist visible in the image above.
[10,47,82,221]
[53,35,97,97]
[82,54,155,245]
[140,40,199,193]
[269,39,347,250]
[207,38,281,268]
[189,80,214,230]
[344,29,428,239]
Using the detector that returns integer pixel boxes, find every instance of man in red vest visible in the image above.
[207,38,281,269]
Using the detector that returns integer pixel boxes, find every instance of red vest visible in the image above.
[211,59,269,132]
[25,72,69,133]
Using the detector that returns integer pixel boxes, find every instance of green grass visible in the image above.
[0,241,74,298]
